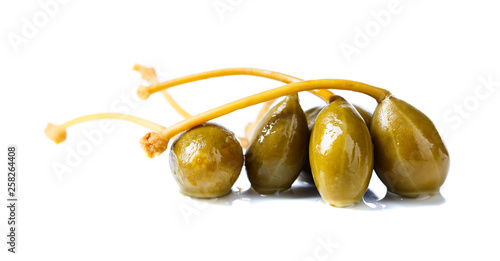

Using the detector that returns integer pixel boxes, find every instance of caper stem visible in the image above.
[133,64,192,118]
[137,68,336,103]
[60,113,165,131]
[141,79,391,158]
[45,113,165,144]
[133,66,335,147]
[133,65,253,147]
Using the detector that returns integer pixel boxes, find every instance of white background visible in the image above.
[1,0,500,260]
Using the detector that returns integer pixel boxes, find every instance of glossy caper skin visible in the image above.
[300,104,373,183]
[169,123,244,198]
[370,96,449,197]
[245,94,309,194]
[309,96,374,207]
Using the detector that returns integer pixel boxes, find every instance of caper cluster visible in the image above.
[46,66,450,208]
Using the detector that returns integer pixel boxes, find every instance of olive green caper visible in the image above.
[169,123,244,198]
[245,94,309,194]
[309,96,374,207]
[300,104,373,183]
[370,96,449,197]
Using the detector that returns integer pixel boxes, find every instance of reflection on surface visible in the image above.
[208,179,322,206]
[187,173,447,210]
[357,189,446,211]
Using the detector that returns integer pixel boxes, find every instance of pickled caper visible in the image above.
[309,96,374,207]
[245,94,309,194]
[370,96,449,197]
[169,123,244,198]
[301,105,373,183]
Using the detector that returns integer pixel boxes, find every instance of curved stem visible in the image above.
[133,64,192,118]
[133,64,253,146]
[159,92,192,118]
[137,68,336,103]
[133,65,335,147]
[140,79,391,157]
[46,113,165,144]
[60,113,165,131]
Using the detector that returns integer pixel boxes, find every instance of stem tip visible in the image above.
[140,132,169,158]
[137,86,150,100]
[45,123,67,144]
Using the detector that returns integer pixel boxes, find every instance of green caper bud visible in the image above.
[169,123,244,198]
[300,104,373,183]
[309,96,374,207]
[245,94,309,194]
[370,96,450,197]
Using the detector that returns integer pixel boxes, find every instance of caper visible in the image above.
[169,123,244,198]
[245,94,309,194]
[309,96,374,207]
[301,104,373,183]
[370,96,449,197]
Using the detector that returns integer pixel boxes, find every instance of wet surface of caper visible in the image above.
[301,104,373,183]
[245,94,309,194]
[309,96,374,207]
[169,123,244,198]
[370,96,450,197]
